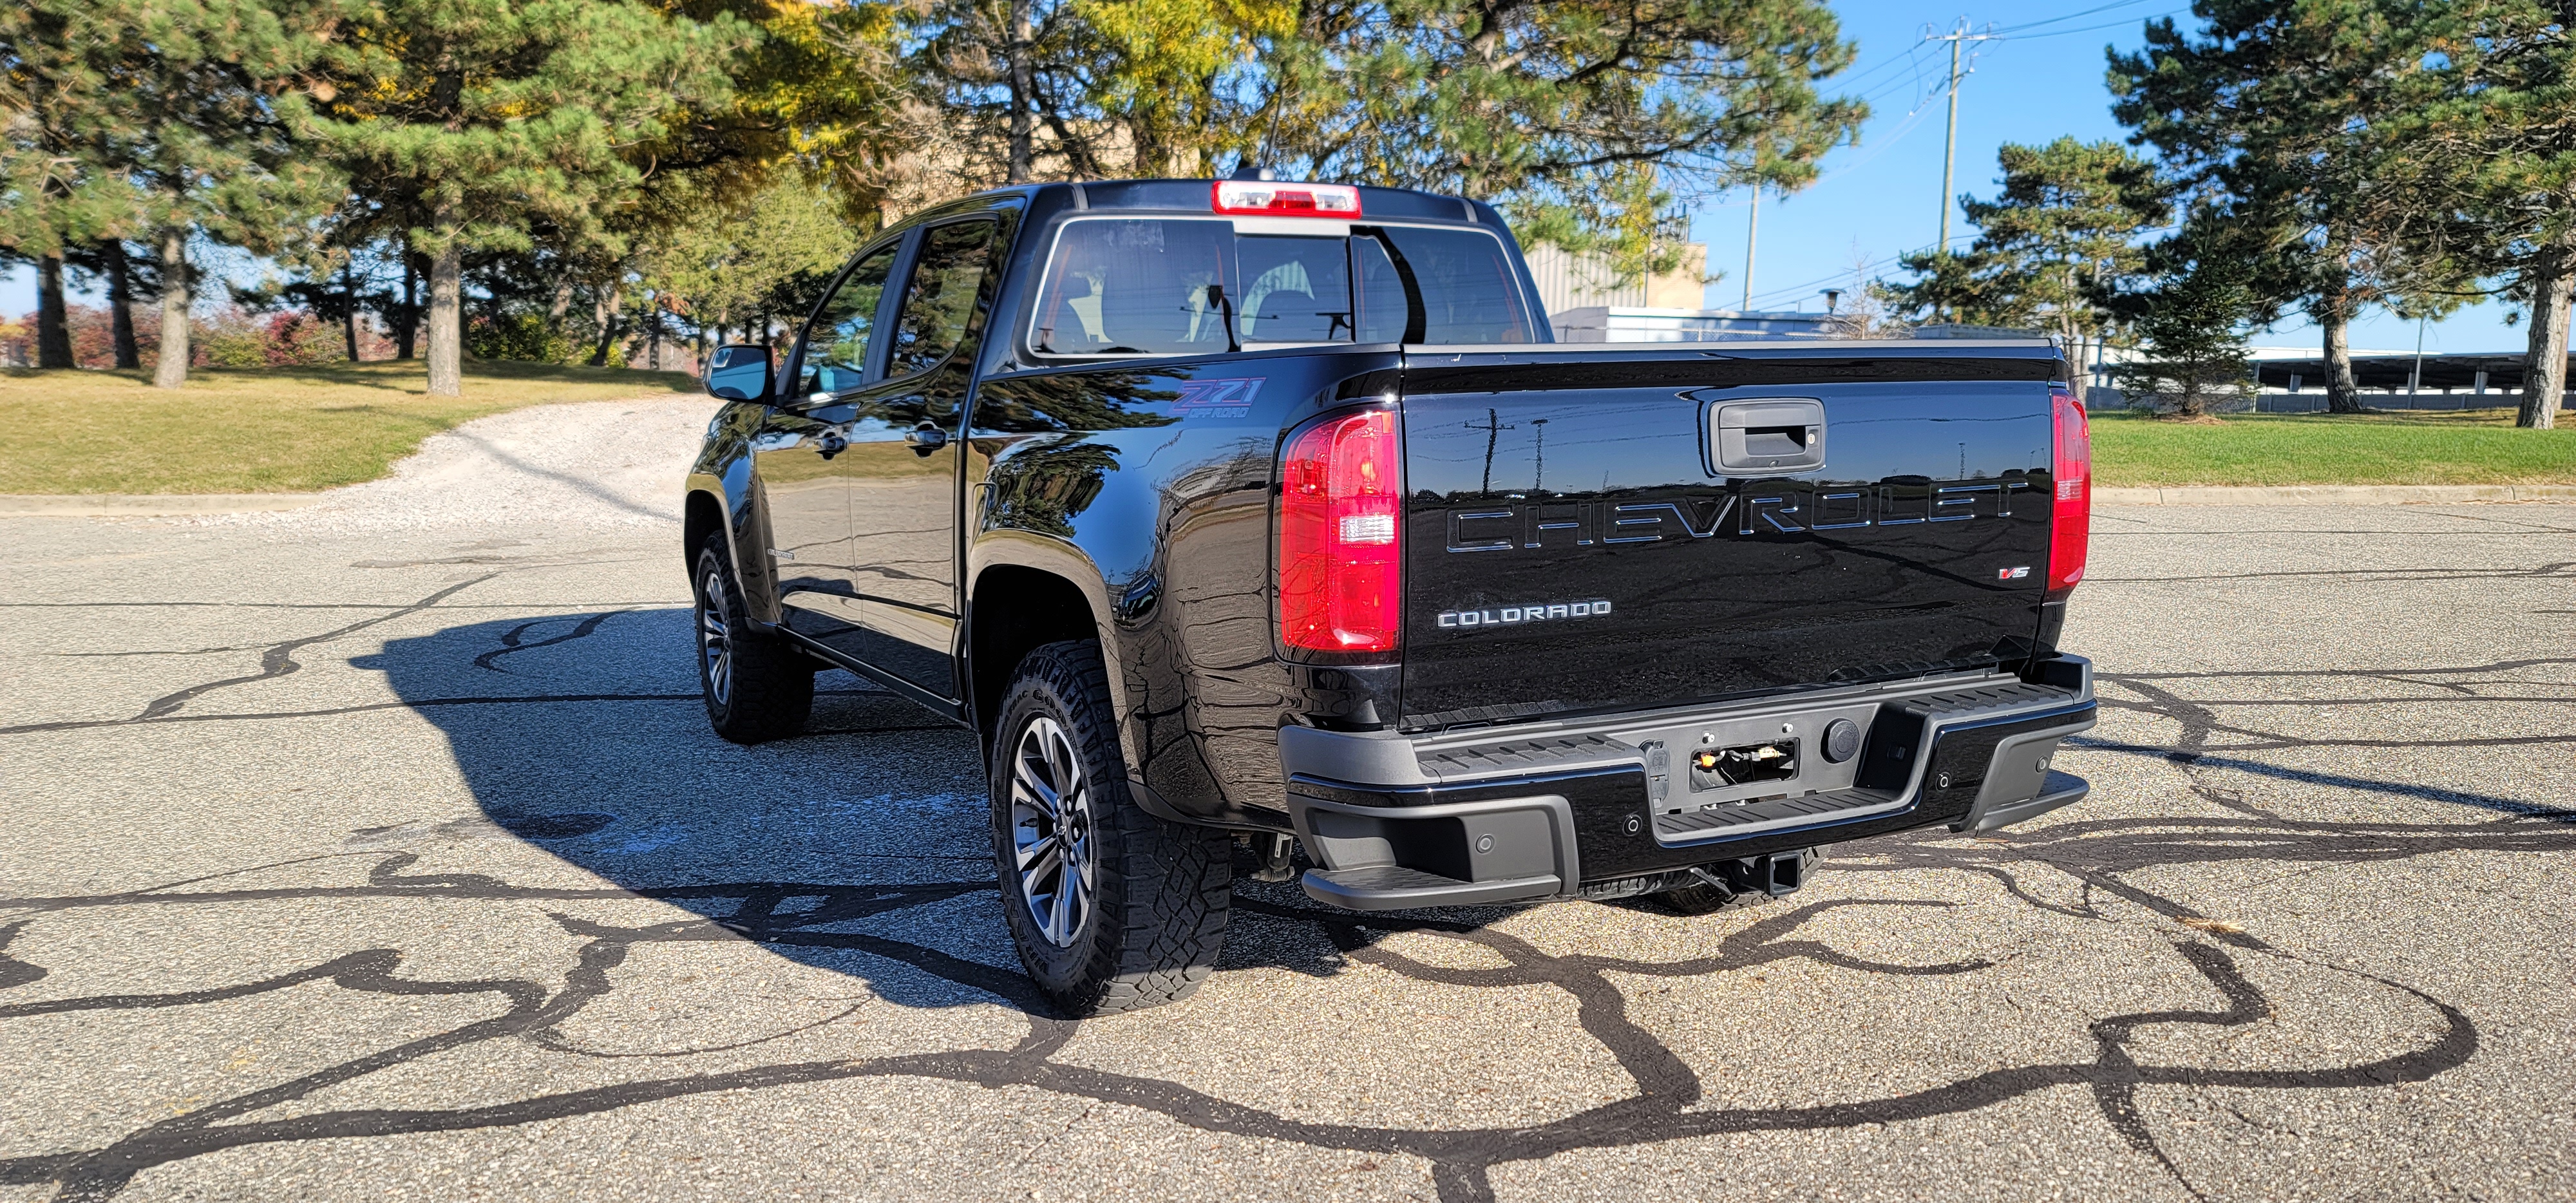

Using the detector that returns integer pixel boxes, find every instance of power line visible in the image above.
[1987,0,2168,36]
[1739,228,1996,311]
[1741,247,1916,310]
[2004,10,2190,41]
[1826,35,1941,93]
[1812,104,1940,184]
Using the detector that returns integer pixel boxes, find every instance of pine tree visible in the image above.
[2381,1,2576,429]
[0,0,122,370]
[118,1,344,386]
[1879,138,2168,361]
[2109,0,2448,416]
[905,0,1864,272]
[6,0,348,386]
[1262,0,1866,267]
[307,0,748,395]
[64,240,149,368]
[2109,244,2261,420]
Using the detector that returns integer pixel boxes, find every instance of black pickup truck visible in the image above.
[684,177,2098,1014]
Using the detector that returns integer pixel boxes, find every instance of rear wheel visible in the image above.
[692,534,814,744]
[990,641,1231,1015]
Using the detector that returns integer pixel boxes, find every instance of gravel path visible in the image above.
[1,411,2570,1202]
[199,397,722,533]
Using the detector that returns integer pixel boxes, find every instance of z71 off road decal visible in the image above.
[1168,377,1262,418]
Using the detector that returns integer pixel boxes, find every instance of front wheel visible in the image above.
[990,641,1231,1015]
[692,534,814,744]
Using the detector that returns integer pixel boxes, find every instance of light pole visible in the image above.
[2409,312,2428,402]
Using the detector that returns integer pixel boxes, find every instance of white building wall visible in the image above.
[1523,243,1646,312]
[1551,307,1834,343]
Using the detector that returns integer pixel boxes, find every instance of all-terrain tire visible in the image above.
[692,533,814,744]
[1656,847,1824,915]
[990,640,1231,1016]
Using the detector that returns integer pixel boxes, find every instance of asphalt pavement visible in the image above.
[1,399,2570,1202]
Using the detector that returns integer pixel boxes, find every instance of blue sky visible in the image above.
[0,0,2530,357]
[1690,0,2521,356]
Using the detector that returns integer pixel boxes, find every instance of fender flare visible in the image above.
[684,468,780,628]
[965,531,1141,775]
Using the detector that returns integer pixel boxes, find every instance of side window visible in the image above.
[799,245,899,396]
[886,220,998,377]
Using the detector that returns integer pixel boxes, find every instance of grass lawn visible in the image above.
[2088,406,2576,487]
[6,361,2570,493]
[0,361,701,495]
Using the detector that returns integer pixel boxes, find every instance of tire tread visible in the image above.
[995,640,1231,1015]
[694,535,814,744]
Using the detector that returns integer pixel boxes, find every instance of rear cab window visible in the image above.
[1028,215,1535,357]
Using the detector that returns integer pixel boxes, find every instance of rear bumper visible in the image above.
[1280,657,2097,911]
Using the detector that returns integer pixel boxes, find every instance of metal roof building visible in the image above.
[2252,352,2563,395]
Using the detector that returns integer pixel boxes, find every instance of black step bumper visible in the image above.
[1280,658,2098,911]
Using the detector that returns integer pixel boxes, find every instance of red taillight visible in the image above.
[1279,408,1403,654]
[2048,388,2091,600]
[1213,180,1363,217]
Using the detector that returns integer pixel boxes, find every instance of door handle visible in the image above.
[814,429,848,460]
[904,422,948,455]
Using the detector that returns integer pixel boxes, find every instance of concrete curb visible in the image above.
[2096,484,2576,506]
[0,493,328,517]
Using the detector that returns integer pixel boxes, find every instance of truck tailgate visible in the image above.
[1397,346,2062,729]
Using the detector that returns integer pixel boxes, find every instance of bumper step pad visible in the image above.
[1962,768,2089,833]
[1414,733,1637,782]
[1654,786,1897,842]
[1300,865,1562,911]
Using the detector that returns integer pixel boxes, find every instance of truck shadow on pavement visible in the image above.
[5,599,2569,1202]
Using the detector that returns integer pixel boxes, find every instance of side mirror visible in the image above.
[705,344,771,403]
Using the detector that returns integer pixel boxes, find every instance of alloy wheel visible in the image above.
[697,567,734,708]
[1010,715,1094,948]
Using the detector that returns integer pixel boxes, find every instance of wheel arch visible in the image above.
[968,562,1112,748]
[685,471,781,627]
[683,487,726,569]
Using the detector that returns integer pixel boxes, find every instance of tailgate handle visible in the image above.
[1713,399,1826,473]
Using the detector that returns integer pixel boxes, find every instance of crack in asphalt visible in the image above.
[472,611,633,673]
[0,689,913,735]
[0,578,500,736]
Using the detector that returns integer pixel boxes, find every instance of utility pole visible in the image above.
[1466,408,1515,496]
[1742,189,1759,312]
[1940,35,1961,254]
[1926,22,1999,261]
